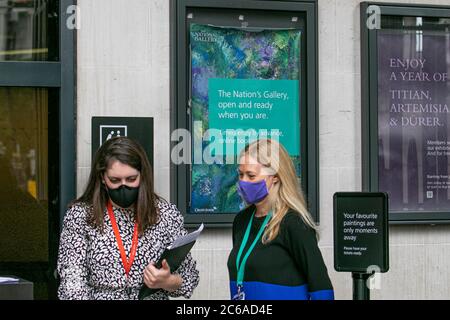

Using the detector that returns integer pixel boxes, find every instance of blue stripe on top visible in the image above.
[230,281,334,300]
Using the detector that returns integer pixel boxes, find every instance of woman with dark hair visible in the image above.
[57,137,199,300]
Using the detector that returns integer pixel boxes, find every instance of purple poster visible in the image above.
[378,30,450,212]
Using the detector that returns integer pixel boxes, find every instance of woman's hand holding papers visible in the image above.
[143,259,182,292]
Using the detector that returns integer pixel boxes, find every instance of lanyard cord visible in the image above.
[107,201,139,278]
[235,210,272,287]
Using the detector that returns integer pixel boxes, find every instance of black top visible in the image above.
[227,205,334,300]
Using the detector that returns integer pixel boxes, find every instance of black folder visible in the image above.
[138,240,197,300]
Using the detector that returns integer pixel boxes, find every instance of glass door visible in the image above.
[0,0,75,300]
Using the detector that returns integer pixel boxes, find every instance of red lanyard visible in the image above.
[107,201,139,278]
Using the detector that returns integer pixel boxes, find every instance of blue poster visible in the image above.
[190,23,302,214]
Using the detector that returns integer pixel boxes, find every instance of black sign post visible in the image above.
[333,192,389,300]
[352,272,371,300]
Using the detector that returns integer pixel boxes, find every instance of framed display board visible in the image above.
[361,2,450,224]
[171,0,319,226]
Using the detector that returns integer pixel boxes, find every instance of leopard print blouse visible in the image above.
[57,199,200,300]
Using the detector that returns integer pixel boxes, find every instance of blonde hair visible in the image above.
[240,139,318,243]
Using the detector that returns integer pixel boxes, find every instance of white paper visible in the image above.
[168,223,204,249]
[0,277,19,283]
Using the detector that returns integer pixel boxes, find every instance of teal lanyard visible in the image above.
[236,210,272,288]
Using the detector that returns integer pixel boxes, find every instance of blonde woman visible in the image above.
[227,139,334,300]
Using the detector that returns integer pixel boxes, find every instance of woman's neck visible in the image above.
[255,197,271,217]
[110,200,135,213]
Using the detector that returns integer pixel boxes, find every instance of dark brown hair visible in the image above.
[75,136,159,234]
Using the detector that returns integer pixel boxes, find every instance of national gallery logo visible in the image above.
[191,31,223,43]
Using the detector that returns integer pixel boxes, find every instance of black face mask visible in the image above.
[107,185,139,208]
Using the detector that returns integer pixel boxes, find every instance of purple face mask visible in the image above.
[237,179,269,204]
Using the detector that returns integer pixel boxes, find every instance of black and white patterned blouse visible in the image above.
[57,199,200,300]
